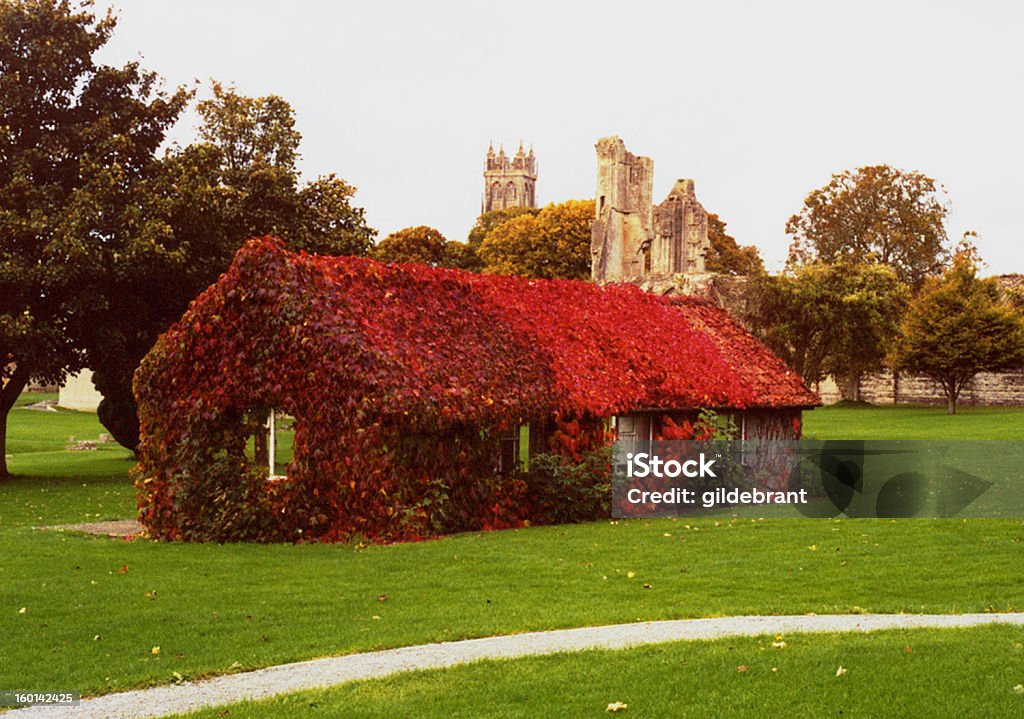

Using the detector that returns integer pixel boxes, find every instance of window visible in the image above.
[266,409,287,480]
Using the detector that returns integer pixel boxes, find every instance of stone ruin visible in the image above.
[591,136,711,284]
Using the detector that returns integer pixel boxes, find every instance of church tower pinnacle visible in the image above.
[482,141,537,213]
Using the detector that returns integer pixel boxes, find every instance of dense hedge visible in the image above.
[134,237,774,543]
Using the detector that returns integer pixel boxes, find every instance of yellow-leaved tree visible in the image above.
[891,250,1024,414]
[478,200,595,280]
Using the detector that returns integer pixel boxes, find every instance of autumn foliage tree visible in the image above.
[371,226,469,267]
[786,165,950,287]
[891,251,1024,414]
[705,213,765,276]
[467,206,539,251]
[478,200,595,279]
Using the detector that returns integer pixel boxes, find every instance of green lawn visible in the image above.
[803,402,1024,440]
[170,625,1024,718]
[2,399,1024,703]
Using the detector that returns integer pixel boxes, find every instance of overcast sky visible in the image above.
[98,0,1023,273]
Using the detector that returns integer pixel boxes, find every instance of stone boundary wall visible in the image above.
[855,368,1024,407]
[815,370,1024,406]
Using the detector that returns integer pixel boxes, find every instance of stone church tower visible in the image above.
[483,142,537,213]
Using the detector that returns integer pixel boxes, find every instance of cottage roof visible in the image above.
[667,297,819,409]
[144,238,817,436]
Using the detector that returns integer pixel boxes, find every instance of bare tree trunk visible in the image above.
[947,380,959,415]
[838,371,862,402]
[0,365,32,478]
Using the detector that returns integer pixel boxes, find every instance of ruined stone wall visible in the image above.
[591,136,653,282]
[590,137,713,283]
[652,179,710,274]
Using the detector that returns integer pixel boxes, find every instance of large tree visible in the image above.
[0,0,189,476]
[891,251,1024,414]
[786,165,949,287]
[478,200,594,280]
[86,85,376,451]
[747,261,908,392]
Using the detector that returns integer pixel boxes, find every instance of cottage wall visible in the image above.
[741,409,802,440]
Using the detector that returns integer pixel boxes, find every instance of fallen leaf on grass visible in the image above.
[606,702,628,712]
[118,564,129,574]
[836,666,847,677]
[18,607,26,615]
[151,646,161,656]
[737,665,748,673]
[626,571,635,579]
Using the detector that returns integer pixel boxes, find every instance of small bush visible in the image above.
[520,447,611,525]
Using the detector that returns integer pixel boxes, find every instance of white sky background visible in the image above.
[98,0,1024,273]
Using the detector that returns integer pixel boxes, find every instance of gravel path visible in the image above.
[9,613,1024,718]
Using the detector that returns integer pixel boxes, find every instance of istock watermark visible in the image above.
[625,451,719,479]
[612,440,1019,519]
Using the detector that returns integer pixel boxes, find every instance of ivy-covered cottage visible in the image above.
[135,238,817,542]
